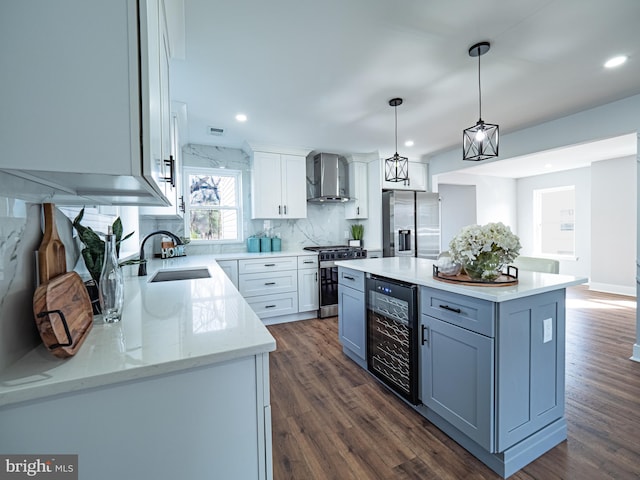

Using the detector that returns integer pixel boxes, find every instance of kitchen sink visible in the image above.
[149,267,211,282]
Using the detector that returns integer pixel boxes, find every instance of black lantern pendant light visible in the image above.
[384,97,409,182]
[463,41,499,161]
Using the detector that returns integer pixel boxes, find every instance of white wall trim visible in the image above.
[589,282,637,298]
[631,344,640,363]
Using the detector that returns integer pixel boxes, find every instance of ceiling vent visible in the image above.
[207,126,224,136]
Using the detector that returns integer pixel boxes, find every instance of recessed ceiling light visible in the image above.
[604,55,627,69]
[235,113,247,122]
[404,140,414,147]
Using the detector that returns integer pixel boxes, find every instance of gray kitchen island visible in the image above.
[335,256,587,478]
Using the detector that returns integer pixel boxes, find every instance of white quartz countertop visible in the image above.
[209,249,316,260]
[0,255,277,408]
[335,257,588,302]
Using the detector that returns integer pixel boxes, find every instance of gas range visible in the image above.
[303,245,367,262]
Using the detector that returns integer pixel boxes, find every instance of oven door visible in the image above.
[319,261,339,318]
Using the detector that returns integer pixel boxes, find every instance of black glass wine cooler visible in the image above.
[366,275,419,405]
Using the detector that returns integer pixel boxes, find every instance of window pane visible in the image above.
[189,174,237,207]
[189,209,238,241]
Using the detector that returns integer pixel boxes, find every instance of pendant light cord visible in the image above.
[477,46,482,121]
[394,105,398,154]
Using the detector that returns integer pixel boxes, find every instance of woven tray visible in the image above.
[432,265,519,287]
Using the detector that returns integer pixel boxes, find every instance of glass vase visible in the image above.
[99,227,124,323]
[463,251,504,282]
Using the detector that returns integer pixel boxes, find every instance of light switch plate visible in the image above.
[543,318,553,343]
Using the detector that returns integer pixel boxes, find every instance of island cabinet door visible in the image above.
[420,314,495,451]
[495,290,566,452]
[338,284,366,361]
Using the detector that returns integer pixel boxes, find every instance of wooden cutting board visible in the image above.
[37,203,67,284]
[33,271,93,358]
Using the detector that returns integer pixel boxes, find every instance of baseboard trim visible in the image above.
[589,282,637,297]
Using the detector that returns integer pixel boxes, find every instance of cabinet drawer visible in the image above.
[298,255,319,269]
[338,267,365,292]
[239,271,297,297]
[420,287,495,337]
[245,292,298,319]
[238,256,297,274]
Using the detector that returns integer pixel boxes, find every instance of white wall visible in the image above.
[437,184,477,252]
[516,167,591,279]
[590,156,637,295]
[434,172,517,230]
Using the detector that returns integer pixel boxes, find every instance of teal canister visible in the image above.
[247,237,260,253]
[271,237,281,252]
[260,237,272,252]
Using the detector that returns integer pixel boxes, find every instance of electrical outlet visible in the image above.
[543,318,553,343]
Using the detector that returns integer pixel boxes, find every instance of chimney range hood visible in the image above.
[306,153,350,202]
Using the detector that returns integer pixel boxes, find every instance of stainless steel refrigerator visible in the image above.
[382,190,441,259]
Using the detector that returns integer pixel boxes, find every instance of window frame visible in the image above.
[532,185,576,260]
[183,166,243,244]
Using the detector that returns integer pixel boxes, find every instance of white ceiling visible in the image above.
[171,0,640,169]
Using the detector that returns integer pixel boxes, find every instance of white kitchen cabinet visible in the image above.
[381,160,428,191]
[345,162,369,219]
[0,0,173,206]
[297,255,319,312]
[238,257,299,318]
[217,259,239,288]
[251,152,307,219]
[140,102,187,218]
[0,354,273,480]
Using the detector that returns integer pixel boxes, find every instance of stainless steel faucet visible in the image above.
[138,231,185,276]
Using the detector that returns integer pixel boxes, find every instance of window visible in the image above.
[533,186,575,257]
[184,167,242,242]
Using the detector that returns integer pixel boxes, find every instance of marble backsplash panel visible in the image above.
[0,199,80,371]
[140,144,353,254]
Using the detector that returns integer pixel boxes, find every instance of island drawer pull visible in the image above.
[264,263,276,267]
[303,260,315,264]
[343,275,355,281]
[264,282,276,285]
[439,304,462,314]
[265,304,276,309]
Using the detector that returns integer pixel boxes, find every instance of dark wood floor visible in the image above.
[267,286,640,480]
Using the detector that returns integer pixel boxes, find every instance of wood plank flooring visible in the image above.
[267,286,640,480]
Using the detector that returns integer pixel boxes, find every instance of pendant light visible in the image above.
[384,98,409,182]
[463,41,499,161]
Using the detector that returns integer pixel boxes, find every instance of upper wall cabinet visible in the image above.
[381,160,428,191]
[140,101,187,218]
[345,162,369,219]
[0,0,173,206]
[251,151,307,219]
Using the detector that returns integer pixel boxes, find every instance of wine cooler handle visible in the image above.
[421,325,430,346]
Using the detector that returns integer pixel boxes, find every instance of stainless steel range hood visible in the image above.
[306,153,350,202]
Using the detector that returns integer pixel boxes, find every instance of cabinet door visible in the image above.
[281,154,307,218]
[421,314,494,451]
[345,162,369,219]
[297,268,319,312]
[251,152,283,219]
[338,284,366,360]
